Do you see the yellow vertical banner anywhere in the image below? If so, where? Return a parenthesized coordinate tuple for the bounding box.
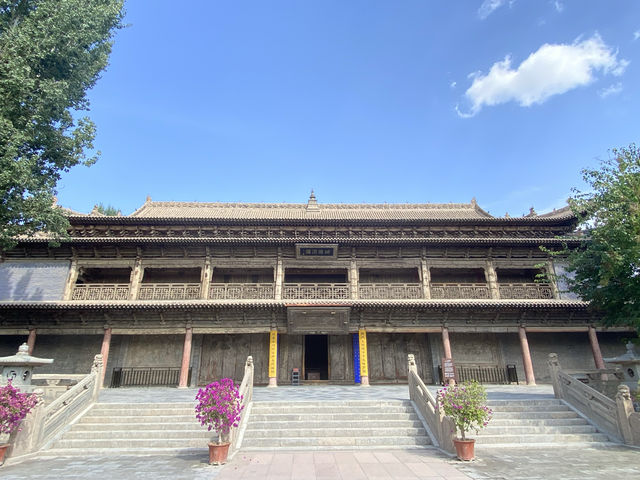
(358, 329, 368, 377)
(268, 330, 278, 378)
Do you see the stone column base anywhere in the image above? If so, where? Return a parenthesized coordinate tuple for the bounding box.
(267, 377, 278, 388)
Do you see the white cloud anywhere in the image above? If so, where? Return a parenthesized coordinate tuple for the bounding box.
(478, 0, 511, 20)
(634, 30, 640, 41)
(457, 34, 629, 117)
(553, 1, 564, 12)
(450, 81, 457, 89)
(598, 82, 623, 98)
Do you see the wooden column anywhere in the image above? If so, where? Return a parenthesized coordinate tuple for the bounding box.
(274, 251, 283, 300)
(268, 330, 278, 387)
(485, 261, 499, 299)
(420, 259, 431, 299)
(547, 261, 560, 299)
(27, 328, 37, 355)
(178, 327, 193, 388)
(358, 329, 370, 387)
(201, 256, 212, 300)
(350, 257, 359, 299)
(100, 327, 112, 387)
(588, 326, 605, 369)
(441, 326, 454, 385)
(519, 326, 536, 385)
(129, 257, 143, 300)
(62, 259, 79, 300)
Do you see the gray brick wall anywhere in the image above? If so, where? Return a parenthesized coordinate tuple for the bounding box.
(0, 260, 70, 301)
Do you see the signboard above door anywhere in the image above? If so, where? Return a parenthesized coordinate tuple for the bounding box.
(295, 244, 339, 260)
(287, 306, 351, 334)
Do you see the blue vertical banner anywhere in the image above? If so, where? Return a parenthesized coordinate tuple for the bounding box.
(353, 333, 361, 384)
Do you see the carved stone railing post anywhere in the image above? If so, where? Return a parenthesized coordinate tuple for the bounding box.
(485, 261, 499, 299)
(91, 354, 104, 400)
(349, 258, 358, 300)
(420, 259, 431, 300)
(615, 385, 635, 445)
(548, 353, 562, 399)
(7, 389, 46, 461)
(274, 254, 283, 301)
(201, 256, 212, 300)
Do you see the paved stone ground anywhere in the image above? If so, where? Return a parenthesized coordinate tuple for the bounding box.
(461, 445, 640, 480)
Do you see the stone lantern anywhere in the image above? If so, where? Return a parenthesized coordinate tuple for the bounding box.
(0, 343, 53, 392)
(604, 342, 640, 392)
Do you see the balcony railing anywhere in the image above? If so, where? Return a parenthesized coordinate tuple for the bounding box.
(430, 283, 491, 299)
(359, 283, 423, 299)
(209, 283, 275, 300)
(499, 283, 554, 299)
(283, 283, 350, 300)
(137, 283, 201, 300)
(71, 284, 130, 301)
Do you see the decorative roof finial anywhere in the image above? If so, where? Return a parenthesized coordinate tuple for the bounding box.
(146, 196, 152, 203)
(307, 189, 319, 212)
(528, 206, 537, 217)
(471, 197, 477, 206)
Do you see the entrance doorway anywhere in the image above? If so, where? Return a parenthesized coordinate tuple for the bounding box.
(304, 335, 328, 380)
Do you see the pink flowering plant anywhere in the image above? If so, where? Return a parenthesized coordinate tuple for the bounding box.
(436, 381, 492, 440)
(195, 378, 244, 444)
(0, 381, 38, 441)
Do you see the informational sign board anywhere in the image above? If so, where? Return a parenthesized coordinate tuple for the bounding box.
(359, 329, 369, 377)
(268, 330, 278, 378)
(442, 357, 457, 384)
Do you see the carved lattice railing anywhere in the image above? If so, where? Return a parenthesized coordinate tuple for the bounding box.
(209, 283, 275, 300)
(71, 284, 130, 301)
(137, 283, 201, 300)
(499, 283, 554, 299)
(430, 283, 490, 299)
(283, 283, 350, 300)
(358, 283, 423, 299)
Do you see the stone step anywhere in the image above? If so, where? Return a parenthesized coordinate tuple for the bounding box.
(40, 447, 208, 457)
(474, 432, 610, 444)
(242, 435, 431, 448)
(250, 405, 415, 414)
(93, 402, 195, 409)
(79, 414, 198, 424)
(486, 405, 571, 413)
(252, 400, 413, 408)
(61, 429, 212, 440)
(485, 399, 563, 407)
(51, 438, 211, 449)
(247, 419, 424, 429)
(488, 418, 588, 427)
(72, 422, 207, 432)
(85, 407, 196, 417)
(244, 427, 427, 438)
(249, 412, 418, 422)
(480, 425, 597, 435)
(490, 411, 579, 419)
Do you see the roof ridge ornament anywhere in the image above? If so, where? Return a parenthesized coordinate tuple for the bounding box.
(307, 190, 320, 212)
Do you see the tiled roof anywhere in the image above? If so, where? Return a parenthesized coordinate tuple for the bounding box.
(129, 200, 493, 221)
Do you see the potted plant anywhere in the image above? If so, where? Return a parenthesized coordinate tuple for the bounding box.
(195, 378, 244, 465)
(436, 380, 492, 461)
(0, 381, 38, 466)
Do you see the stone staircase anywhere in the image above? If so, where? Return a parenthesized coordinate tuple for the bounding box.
(241, 399, 431, 450)
(475, 398, 611, 448)
(41, 402, 211, 456)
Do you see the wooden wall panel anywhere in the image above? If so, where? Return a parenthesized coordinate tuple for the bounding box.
(367, 333, 432, 384)
(329, 335, 354, 383)
(198, 333, 269, 386)
(277, 334, 303, 384)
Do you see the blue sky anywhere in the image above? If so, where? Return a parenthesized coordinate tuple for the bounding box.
(57, 0, 640, 217)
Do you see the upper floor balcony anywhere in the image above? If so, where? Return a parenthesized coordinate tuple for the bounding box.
(67, 265, 557, 301)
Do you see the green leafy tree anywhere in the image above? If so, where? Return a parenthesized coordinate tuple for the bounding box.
(565, 144, 640, 333)
(0, 0, 124, 250)
(95, 203, 120, 216)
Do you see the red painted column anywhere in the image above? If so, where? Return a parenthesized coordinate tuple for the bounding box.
(588, 326, 605, 369)
(100, 327, 112, 387)
(178, 327, 193, 388)
(441, 326, 455, 385)
(519, 326, 536, 385)
(27, 328, 37, 355)
(441, 326, 452, 359)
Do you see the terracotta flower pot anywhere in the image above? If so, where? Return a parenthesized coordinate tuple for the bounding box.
(0, 444, 9, 466)
(453, 438, 475, 461)
(208, 442, 231, 465)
